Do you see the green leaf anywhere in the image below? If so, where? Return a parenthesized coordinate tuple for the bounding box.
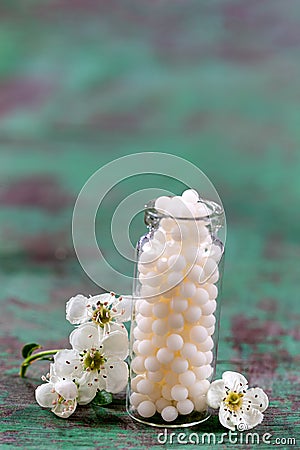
(92, 390, 113, 406)
(21, 343, 41, 359)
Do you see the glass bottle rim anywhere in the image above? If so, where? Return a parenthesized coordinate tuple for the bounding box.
(144, 197, 224, 226)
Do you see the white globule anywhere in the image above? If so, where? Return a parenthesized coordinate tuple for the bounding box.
(153, 302, 169, 318)
(137, 400, 156, 418)
(138, 340, 154, 356)
(161, 405, 179, 422)
(156, 347, 174, 364)
(171, 384, 189, 401)
(130, 189, 222, 423)
(166, 333, 184, 351)
(184, 306, 202, 323)
(176, 399, 194, 415)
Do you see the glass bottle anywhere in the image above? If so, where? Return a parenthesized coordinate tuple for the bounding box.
(127, 191, 225, 427)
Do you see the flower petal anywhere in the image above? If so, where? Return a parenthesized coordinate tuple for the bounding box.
(218, 403, 236, 431)
(244, 387, 269, 412)
(103, 358, 129, 394)
(70, 323, 103, 352)
(113, 295, 132, 323)
(108, 322, 128, 336)
(77, 372, 99, 405)
(66, 294, 89, 324)
(54, 380, 78, 400)
(240, 406, 264, 430)
(52, 399, 77, 418)
(207, 379, 225, 409)
(35, 383, 57, 408)
(53, 349, 82, 378)
(102, 331, 129, 360)
(222, 371, 248, 393)
(90, 293, 115, 308)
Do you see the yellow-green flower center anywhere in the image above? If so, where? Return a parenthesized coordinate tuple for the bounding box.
(92, 304, 111, 327)
(83, 350, 105, 371)
(225, 391, 244, 411)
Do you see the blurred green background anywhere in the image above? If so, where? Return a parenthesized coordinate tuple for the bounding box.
(0, 1, 299, 448)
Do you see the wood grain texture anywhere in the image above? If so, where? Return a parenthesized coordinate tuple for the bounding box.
(0, 0, 299, 448)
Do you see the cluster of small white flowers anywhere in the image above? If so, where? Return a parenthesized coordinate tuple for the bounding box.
(130, 189, 223, 422)
(35, 292, 131, 418)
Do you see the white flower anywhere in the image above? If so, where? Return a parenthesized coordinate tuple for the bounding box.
(66, 292, 131, 334)
(207, 371, 269, 431)
(52, 325, 129, 395)
(35, 378, 78, 418)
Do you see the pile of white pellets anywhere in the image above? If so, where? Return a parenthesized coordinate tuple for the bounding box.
(130, 189, 222, 423)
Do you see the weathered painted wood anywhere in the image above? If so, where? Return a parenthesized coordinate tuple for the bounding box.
(0, 1, 299, 448)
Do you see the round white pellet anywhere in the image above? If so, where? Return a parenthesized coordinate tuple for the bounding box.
(140, 285, 160, 300)
(156, 348, 174, 364)
(201, 300, 217, 315)
(153, 302, 169, 318)
(178, 370, 196, 387)
(189, 379, 210, 397)
(199, 314, 216, 327)
(152, 334, 166, 348)
(180, 282, 196, 298)
(148, 387, 162, 402)
(161, 385, 172, 401)
(131, 375, 144, 391)
(156, 257, 169, 272)
(171, 357, 189, 374)
(176, 398, 194, 415)
(130, 393, 148, 407)
(188, 265, 204, 284)
(156, 397, 172, 413)
(144, 356, 161, 372)
(168, 313, 184, 330)
(161, 405, 178, 422)
(190, 351, 206, 367)
(131, 356, 145, 374)
(192, 288, 210, 306)
(205, 351, 213, 364)
(147, 370, 164, 382)
(137, 400, 156, 418)
(171, 385, 188, 401)
(137, 379, 154, 395)
(171, 297, 188, 312)
(153, 229, 167, 244)
(160, 218, 175, 232)
(194, 365, 213, 380)
(164, 372, 178, 386)
(152, 318, 167, 335)
(138, 262, 151, 275)
(180, 343, 197, 359)
(143, 271, 162, 288)
(133, 327, 150, 340)
(184, 306, 202, 323)
(139, 250, 157, 265)
(167, 254, 186, 271)
(138, 317, 153, 334)
(182, 189, 199, 204)
(204, 284, 218, 299)
(138, 339, 154, 357)
(190, 325, 208, 343)
(166, 334, 184, 351)
(197, 336, 214, 352)
(138, 301, 153, 317)
(155, 196, 171, 213)
(167, 271, 183, 289)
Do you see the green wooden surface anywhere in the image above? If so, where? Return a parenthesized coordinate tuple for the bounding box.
(0, 1, 299, 449)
